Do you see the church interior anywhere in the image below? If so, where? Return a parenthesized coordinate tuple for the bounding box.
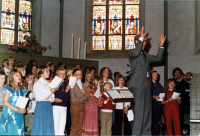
(0, 0, 199, 135)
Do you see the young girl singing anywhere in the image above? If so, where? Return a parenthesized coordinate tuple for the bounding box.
(99, 82, 116, 136)
(0, 69, 29, 135)
(70, 68, 89, 135)
(52, 68, 71, 135)
(113, 74, 131, 135)
(82, 75, 102, 135)
(99, 67, 114, 87)
(31, 65, 57, 135)
(162, 79, 182, 136)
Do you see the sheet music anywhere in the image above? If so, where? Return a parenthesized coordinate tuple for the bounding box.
(49, 76, 64, 89)
(157, 93, 165, 101)
(69, 77, 77, 89)
(15, 96, 29, 108)
(172, 92, 180, 99)
(77, 79, 83, 89)
(94, 86, 100, 98)
(119, 91, 134, 98)
(127, 110, 134, 122)
(106, 90, 122, 99)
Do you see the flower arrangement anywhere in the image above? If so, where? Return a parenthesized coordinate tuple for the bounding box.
(7, 33, 51, 56)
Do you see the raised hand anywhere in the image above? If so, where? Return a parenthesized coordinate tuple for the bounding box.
(140, 26, 148, 38)
(158, 33, 166, 47)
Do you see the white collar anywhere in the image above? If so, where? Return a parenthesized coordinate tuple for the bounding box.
(39, 77, 48, 84)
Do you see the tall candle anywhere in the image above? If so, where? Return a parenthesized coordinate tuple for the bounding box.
(84, 42, 87, 60)
(71, 34, 74, 58)
(77, 38, 80, 59)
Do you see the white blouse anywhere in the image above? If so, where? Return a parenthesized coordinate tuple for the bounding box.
(103, 79, 115, 88)
(3, 67, 10, 76)
(33, 78, 55, 102)
(113, 86, 131, 110)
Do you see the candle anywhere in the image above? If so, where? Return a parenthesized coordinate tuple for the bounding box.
(71, 34, 74, 59)
(77, 38, 80, 59)
(84, 42, 87, 60)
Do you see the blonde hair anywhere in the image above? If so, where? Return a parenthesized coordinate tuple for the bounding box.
(115, 74, 125, 86)
(9, 69, 25, 92)
(38, 65, 50, 77)
(151, 70, 158, 75)
(91, 75, 102, 91)
(102, 82, 112, 93)
(8, 56, 14, 60)
(85, 72, 93, 77)
(15, 64, 26, 72)
(66, 67, 74, 77)
(56, 67, 66, 76)
(25, 73, 34, 81)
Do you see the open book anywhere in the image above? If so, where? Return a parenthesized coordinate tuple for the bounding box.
(48, 76, 64, 89)
(106, 89, 134, 103)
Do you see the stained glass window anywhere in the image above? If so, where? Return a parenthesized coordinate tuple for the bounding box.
(109, 35, 122, 50)
(93, 0, 106, 5)
(1, 0, 32, 45)
(1, 29, 14, 44)
(18, 0, 31, 41)
(18, 31, 30, 43)
(92, 36, 105, 50)
(2, 0, 15, 13)
(1, 13, 15, 29)
(125, 35, 135, 50)
(92, 0, 140, 50)
(109, 0, 123, 5)
(125, 20, 139, 34)
(125, 5, 139, 19)
(125, 0, 140, 4)
(109, 20, 122, 34)
(109, 6, 122, 19)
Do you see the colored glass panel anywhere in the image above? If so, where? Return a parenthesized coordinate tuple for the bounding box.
(125, 19, 139, 34)
(109, 20, 122, 34)
(109, 0, 123, 5)
(109, 6, 122, 19)
(125, 0, 140, 4)
(18, 31, 30, 43)
(92, 36, 105, 50)
(1, 12, 15, 29)
(92, 20, 106, 35)
(108, 35, 122, 50)
(2, 0, 15, 13)
(125, 5, 139, 19)
(18, 15, 31, 31)
(93, 6, 106, 20)
(19, 0, 32, 15)
(125, 35, 135, 50)
(93, 0, 106, 5)
(1, 29, 14, 45)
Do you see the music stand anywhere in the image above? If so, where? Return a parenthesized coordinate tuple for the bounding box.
(106, 89, 134, 136)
